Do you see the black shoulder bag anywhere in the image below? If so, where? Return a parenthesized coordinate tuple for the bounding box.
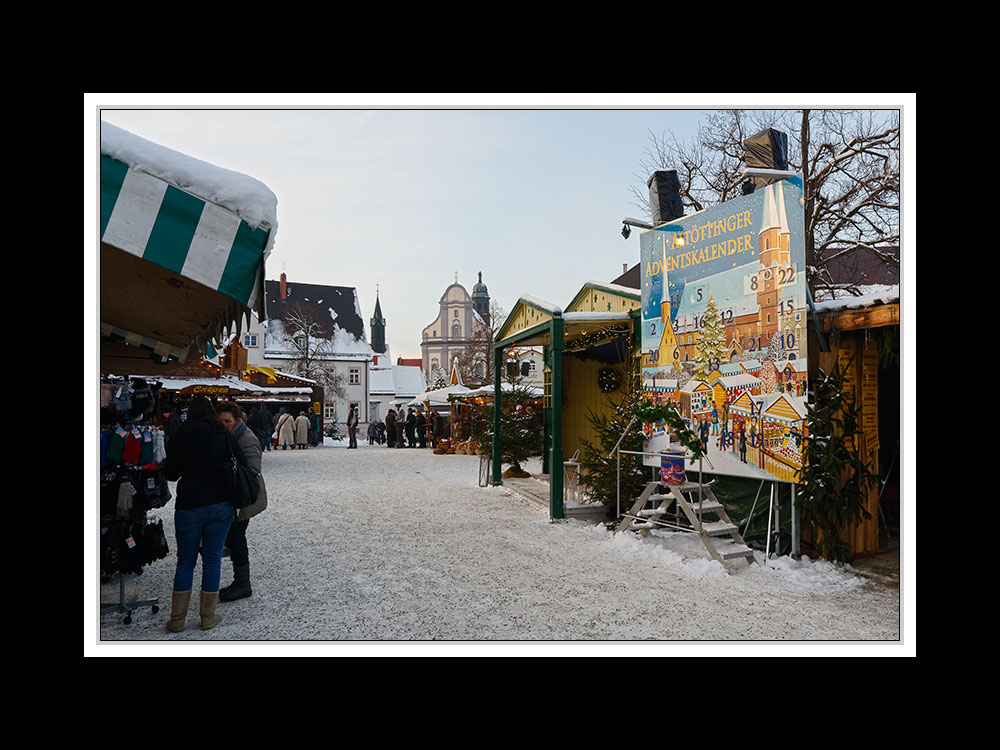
(221, 431, 260, 510)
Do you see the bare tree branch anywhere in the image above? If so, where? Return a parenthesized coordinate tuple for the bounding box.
(633, 108, 900, 295)
(281, 304, 347, 400)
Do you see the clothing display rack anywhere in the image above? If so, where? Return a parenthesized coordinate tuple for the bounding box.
(100, 375, 170, 624)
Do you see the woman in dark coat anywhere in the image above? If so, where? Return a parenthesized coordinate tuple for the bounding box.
(405, 408, 416, 447)
(216, 402, 267, 602)
(416, 410, 427, 448)
(162, 396, 241, 632)
(385, 408, 396, 448)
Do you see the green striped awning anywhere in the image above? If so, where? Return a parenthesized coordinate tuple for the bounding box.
(100, 155, 271, 362)
(101, 155, 268, 311)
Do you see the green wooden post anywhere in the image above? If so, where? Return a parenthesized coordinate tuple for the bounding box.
(541, 344, 550, 476)
(492, 343, 503, 485)
(549, 316, 564, 519)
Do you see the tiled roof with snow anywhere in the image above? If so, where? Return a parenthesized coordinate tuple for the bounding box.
(264, 279, 371, 358)
(392, 365, 427, 397)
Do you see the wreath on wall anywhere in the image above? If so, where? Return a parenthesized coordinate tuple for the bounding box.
(597, 367, 621, 393)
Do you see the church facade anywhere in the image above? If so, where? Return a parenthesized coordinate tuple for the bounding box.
(420, 272, 491, 387)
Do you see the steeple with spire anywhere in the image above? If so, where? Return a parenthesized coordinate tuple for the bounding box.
(370, 287, 386, 354)
(471, 270, 490, 323)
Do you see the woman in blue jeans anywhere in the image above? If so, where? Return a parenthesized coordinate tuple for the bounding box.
(162, 396, 242, 632)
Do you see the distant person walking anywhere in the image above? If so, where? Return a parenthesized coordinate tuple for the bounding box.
(257, 405, 273, 451)
(405, 408, 416, 447)
(385, 408, 396, 448)
(294, 411, 311, 449)
(395, 409, 406, 448)
(274, 409, 295, 450)
(429, 411, 440, 448)
(347, 404, 359, 449)
(416, 410, 427, 448)
(308, 407, 320, 447)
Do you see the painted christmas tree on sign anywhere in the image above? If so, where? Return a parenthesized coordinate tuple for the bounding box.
(639, 178, 808, 483)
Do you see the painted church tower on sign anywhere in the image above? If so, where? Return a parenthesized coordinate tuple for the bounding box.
(757, 180, 792, 347)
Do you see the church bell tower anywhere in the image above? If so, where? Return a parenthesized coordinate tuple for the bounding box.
(472, 271, 490, 323)
(370, 289, 386, 354)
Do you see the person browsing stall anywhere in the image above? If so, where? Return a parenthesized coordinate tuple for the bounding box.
(215, 402, 267, 603)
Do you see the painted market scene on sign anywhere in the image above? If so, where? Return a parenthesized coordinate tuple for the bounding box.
(89, 103, 908, 652)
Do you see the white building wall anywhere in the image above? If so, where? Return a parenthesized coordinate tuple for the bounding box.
(239, 313, 371, 427)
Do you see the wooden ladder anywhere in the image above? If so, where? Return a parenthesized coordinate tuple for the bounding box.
(618, 481, 756, 570)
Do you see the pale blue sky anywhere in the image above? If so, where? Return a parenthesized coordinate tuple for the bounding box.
(92, 95, 909, 361)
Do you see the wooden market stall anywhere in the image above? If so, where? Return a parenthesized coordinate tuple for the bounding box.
(98, 122, 276, 623)
(448, 382, 544, 453)
(804, 290, 900, 558)
(491, 282, 641, 519)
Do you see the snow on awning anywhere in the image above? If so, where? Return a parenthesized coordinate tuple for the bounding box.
(100, 122, 277, 362)
(410, 385, 472, 406)
(153, 375, 268, 396)
(459, 382, 544, 399)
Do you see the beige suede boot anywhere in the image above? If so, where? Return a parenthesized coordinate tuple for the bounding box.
(199, 590, 222, 630)
(165, 590, 192, 633)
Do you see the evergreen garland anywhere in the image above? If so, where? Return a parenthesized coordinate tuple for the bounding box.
(797, 359, 878, 562)
(633, 400, 707, 460)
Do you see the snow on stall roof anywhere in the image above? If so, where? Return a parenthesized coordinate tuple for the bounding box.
(100, 121, 279, 257)
(812, 285, 899, 313)
(460, 382, 544, 398)
(518, 295, 562, 315)
(580, 280, 641, 297)
(716, 373, 762, 386)
(148, 375, 265, 392)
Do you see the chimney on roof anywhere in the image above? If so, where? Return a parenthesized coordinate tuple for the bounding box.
(280, 272, 287, 300)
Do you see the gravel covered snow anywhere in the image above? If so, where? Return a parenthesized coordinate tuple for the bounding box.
(94, 443, 902, 653)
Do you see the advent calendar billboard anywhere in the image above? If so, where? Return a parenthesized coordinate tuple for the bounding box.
(639, 177, 808, 484)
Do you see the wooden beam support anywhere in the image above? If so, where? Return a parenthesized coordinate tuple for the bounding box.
(816, 302, 900, 333)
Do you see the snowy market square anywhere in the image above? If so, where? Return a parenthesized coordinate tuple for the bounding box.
(97, 439, 900, 646)
(89, 100, 911, 655)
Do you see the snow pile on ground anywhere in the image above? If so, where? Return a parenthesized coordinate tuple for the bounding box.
(93, 443, 901, 653)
